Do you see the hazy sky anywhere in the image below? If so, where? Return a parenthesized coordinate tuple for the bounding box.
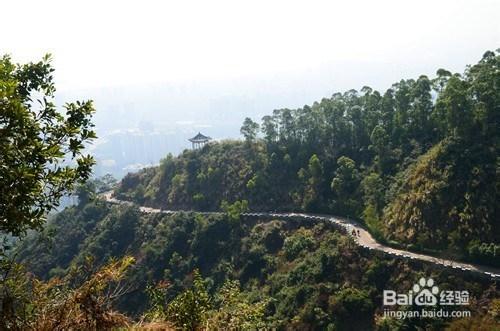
(3, 0, 499, 92)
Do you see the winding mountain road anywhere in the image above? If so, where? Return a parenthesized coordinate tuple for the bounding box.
(102, 192, 500, 280)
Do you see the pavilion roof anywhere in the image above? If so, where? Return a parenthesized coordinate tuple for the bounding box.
(189, 132, 211, 142)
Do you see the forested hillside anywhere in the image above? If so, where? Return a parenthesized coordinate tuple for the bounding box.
(116, 50, 500, 266)
(9, 50, 500, 330)
(16, 199, 500, 330)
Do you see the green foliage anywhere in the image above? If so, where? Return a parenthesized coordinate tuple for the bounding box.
(240, 117, 259, 142)
(4, 48, 500, 329)
(283, 228, 315, 261)
(370, 124, 393, 173)
(144, 281, 170, 321)
(328, 287, 374, 330)
(75, 180, 97, 207)
(74, 175, 117, 207)
(467, 240, 500, 265)
(144, 277, 268, 330)
(207, 280, 268, 329)
(361, 172, 385, 212)
(221, 199, 249, 222)
(28, 204, 106, 269)
(296, 154, 325, 211)
(15, 202, 499, 329)
(166, 269, 211, 330)
(363, 204, 383, 241)
(383, 135, 499, 264)
(0, 54, 96, 238)
(330, 156, 361, 217)
(113, 50, 499, 266)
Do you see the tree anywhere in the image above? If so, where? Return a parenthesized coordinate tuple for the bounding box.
(329, 287, 374, 330)
(74, 175, 116, 207)
(408, 75, 434, 144)
(434, 74, 472, 138)
(220, 199, 249, 222)
(75, 181, 97, 207)
(361, 172, 385, 238)
(331, 156, 361, 216)
(370, 125, 390, 174)
(0, 54, 96, 238)
(433, 68, 452, 93)
(95, 174, 117, 193)
(261, 114, 278, 143)
(240, 117, 259, 142)
(166, 269, 211, 330)
(297, 154, 324, 210)
(207, 280, 268, 329)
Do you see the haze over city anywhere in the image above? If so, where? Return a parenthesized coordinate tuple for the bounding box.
(3, 0, 499, 176)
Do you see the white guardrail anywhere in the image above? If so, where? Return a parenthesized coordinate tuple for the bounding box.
(102, 192, 500, 280)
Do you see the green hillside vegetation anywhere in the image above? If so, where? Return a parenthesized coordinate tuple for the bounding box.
(116, 51, 500, 266)
(4, 51, 500, 330)
(15, 199, 500, 330)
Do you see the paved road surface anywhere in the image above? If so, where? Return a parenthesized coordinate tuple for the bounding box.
(102, 192, 500, 280)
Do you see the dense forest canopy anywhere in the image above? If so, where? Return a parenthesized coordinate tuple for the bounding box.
(15, 200, 500, 330)
(4, 50, 500, 330)
(116, 50, 499, 267)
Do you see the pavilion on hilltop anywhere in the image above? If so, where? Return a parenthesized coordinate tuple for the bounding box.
(189, 132, 211, 149)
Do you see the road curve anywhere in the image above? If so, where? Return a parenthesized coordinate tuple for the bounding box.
(102, 192, 500, 280)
